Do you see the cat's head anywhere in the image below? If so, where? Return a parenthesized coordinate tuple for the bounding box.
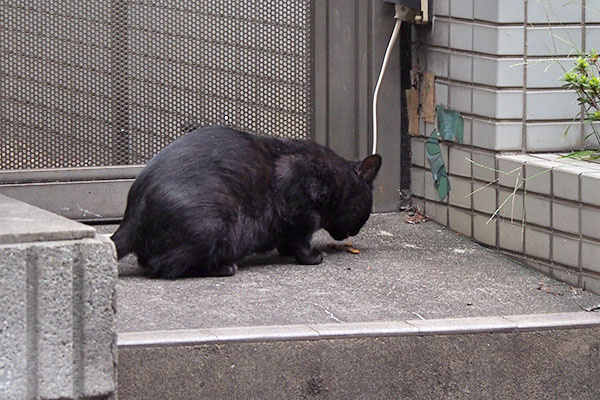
(324, 154, 382, 241)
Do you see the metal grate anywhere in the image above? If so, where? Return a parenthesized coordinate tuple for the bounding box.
(1, 0, 312, 170)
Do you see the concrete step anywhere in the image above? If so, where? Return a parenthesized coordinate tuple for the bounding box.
(96, 213, 600, 399)
(118, 313, 600, 400)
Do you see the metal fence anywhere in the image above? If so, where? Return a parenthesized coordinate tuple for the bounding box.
(1, 1, 312, 170)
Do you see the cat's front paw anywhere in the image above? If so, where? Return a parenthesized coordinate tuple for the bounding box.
(209, 263, 238, 277)
(295, 248, 324, 265)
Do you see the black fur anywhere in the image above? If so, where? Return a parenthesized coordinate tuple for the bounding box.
(111, 126, 382, 278)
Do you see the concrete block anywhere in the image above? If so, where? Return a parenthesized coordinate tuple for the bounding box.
(498, 220, 524, 253)
(450, 21, 473, 51)
(35, 243, 75, 399)
(450, 53, 473, 83)
(527, 27, 582, 57)
(0, 194, 96, 245)
(582, 239, 600, 274)
(553, 234, 580, 268)
(581, 207, 600, 240)
(78, 237, 118, 396)
(448, 176, 472, 209)
(473, 183, 497, 214)
(451, 0, 473, 19)
(472, 151, 496, 183)
(526, 91, 582, 121)
(498, 188, 524, 222)
(411, 138, 426, 168)
(474, 0, 524, 23)
(524, 160, 554, 195)
(524, 194, 551, 228)
(448, 147, 472, 178)
(448, 207, 473, 237)
(411, 168, 426, 198)
(581, 172, 600, 207)
(552, 201, 580, 235)
(472, 119, 522, 151)
(472, 56, 523, 88)
(425, 200, 448, 226)
(0, 246, 27, 399)
(472, 88, 523, 120)
(473, 25, 525, 56)
(527, 0, 582, 23)
(525, 227, 551, 260)
(526, 122, 581, 152)
(473, 214, 497, 246)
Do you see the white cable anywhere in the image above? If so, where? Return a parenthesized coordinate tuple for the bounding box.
(372, 16, 402, 155)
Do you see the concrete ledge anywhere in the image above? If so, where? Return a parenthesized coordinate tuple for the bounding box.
(0, 194, 96, 244)
(0, 195, 117, 400)
(118, 312, 600, 348)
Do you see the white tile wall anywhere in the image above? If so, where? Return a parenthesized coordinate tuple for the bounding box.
(472, 88, 523, 119)
(552, 234, 580, 268)
(450, 53, 473, 83)
(425, 200, 449, 225)
(472, 56, 523, 88)
(473, 25, 525, 56)
(581, 172, 600, 207)
(498, 220, 524, 252)
(450, 21, 474, 51)
(526, 122, 581, 152)
(526, 58, 575, 89)
(581, 207, 600, 240)
(552, 201, 580, 235)
(473, 214, 497, 246)
(473, 183, 497, 214)
(449, 84, 473, 114)
(526, 26, 582, 57)
(524, 194, 551, 228)
(411, 167, 426, 198)
(582, 240, 600, 274)
(448, 146, 472, 178)
(525, 227, 551, 260)
(498, 188, 524, 221)
(411, 138, 426, 167)
(474, 0, 524, 23)
(472, 151, 496, 182)
(449, 207, 473, 236)
(449, 176, 473, 209)
(526, 91, 581, 120)
(527, 0, 582, 24)
(472, 120, 523, 151)
(451, 0, 474, 19)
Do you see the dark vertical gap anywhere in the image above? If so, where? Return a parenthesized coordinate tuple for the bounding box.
(111, 0, 130, 165)
(25, 248, 39, 399)
(399, 22, 412, 210)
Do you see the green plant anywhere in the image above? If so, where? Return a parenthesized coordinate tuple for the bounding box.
(561, 50, 600, 159)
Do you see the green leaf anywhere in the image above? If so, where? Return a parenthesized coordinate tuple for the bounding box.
(559, 150, 600, 160)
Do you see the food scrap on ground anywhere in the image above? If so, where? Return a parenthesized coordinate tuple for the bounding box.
(404, 211, 428, 225)
(327, 242, 361, 254)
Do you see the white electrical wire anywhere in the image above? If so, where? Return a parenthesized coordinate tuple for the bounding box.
(372, 17, 402, 155)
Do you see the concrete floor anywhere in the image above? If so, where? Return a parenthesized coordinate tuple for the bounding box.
(95, 213, 600, 333)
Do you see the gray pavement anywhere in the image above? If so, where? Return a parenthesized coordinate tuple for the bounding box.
(96, 214, 600, 333)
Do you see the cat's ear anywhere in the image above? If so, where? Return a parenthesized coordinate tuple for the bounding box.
(356, 154, 382, 183)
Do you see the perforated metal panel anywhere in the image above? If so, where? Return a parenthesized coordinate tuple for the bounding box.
(1, 1, 312, 170)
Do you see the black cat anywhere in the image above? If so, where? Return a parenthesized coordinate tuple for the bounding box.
(111, 126, 382, 278)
